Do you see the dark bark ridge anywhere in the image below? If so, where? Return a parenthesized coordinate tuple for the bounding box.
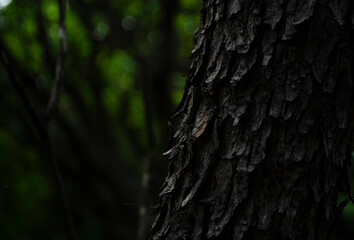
(152, 0, 354, 239)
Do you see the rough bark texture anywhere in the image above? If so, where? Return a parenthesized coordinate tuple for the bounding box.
(151, 0, 354, 239)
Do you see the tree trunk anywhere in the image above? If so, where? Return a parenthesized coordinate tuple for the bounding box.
(151, 0, 354, 239)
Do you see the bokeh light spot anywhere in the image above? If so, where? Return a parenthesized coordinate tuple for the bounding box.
(0, 0, 12, 9)
(93, 22, 110, 41)
(122, 16, 137, 31)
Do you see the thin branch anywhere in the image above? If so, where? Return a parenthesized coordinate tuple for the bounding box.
(0, 43, 78, 240)
(136, 0, 180, 238)
(46, 0, 67, 121)
(1, 0, 77, 238)
(137, 62, 156, 240)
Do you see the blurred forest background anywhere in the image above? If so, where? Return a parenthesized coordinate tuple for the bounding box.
(0, 0, 352, 240)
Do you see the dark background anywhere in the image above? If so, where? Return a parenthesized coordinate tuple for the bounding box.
(0, 0, 352, 239)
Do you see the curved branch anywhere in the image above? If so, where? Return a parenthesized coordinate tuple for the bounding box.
(46, 0, 67, 121)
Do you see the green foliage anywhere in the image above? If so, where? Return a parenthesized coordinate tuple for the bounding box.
(171, 72, 186, 105)
(175, 12, 199, 58)
(0, 0, 202, 239)
(0, 128, 56, 240)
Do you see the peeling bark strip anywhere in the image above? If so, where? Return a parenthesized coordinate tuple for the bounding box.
(152, 0, 354, 239)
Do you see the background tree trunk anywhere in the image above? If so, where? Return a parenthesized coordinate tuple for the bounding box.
(151, 0, 354, 239)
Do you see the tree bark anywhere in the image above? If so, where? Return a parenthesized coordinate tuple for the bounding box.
(151, 0, 354, 239)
